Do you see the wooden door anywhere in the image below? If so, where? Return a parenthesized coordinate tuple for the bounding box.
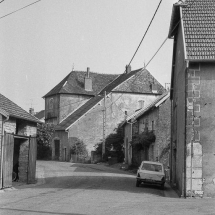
(27, 137, 37, 184)
(2, 132, 14, 188)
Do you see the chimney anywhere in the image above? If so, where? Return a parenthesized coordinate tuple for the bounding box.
(84, 67, 92, 91)
(125, 65, 131, 74)
(29, 107, 34, 115)
(152, 84, 158, 93)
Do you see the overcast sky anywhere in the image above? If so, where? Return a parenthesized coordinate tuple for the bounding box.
(0, 0, 174, 112)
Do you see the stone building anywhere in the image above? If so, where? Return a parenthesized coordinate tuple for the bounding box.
(0, 93, 39, 188)
(122, 93, 170, 168)
(44, 67, 166, 161)
(168, 0, 215, 197)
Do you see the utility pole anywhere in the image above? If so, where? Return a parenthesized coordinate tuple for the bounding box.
(102, 91, 106, 159)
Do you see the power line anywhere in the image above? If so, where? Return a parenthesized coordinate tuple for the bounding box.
(128, 0, 163, 66)
(0, 0, 41, 20)
(106, 0, 197, 111)
(0, 0, 5, 3)
(145, 0, 197, 68)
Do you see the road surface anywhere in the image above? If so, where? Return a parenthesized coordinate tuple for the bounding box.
(0, 161, 214, 215)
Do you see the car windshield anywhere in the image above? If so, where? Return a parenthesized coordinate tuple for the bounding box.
(141, 163, 162, 172)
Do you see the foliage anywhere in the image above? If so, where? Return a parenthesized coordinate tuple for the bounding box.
(36, 123, 55, 159)
(94, 123, 124, 162)
(130, 130, 156, 150)
(70, 138, 88, 156)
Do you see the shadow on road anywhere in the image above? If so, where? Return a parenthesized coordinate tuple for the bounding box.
(28, 163, 168, 198)
(0, 208, 85, 215)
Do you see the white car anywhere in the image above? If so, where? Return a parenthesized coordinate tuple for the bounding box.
(136, 161, 166, 189)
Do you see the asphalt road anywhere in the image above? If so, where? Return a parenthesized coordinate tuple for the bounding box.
(0, 161, 214, 215)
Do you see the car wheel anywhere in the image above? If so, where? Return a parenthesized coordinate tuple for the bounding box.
(136, 180, 140, 187)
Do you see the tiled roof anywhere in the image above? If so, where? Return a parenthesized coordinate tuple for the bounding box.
(55, 68, 165, 131)
(0, 93, 39, 123)
(168, 0, 215, 61)
(34, 110, 45, 120)
(43, 71, 118, 98)
(112, 69, 164, 94)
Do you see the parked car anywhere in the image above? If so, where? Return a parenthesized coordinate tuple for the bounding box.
(136, 161, 166, 189)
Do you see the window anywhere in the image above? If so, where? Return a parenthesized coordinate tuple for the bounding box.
(145, 118, 148, 129)
(141, 163, 162, 172)
(49, 98, 54, 109)
(152, 120, 154, 131)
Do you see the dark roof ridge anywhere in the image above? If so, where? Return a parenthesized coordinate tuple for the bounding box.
(73, 70, 119, 76)
(43, 72, 72, 98)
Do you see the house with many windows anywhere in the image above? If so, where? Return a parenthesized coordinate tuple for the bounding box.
(122, 92, 170, 168)
(168, 0, 215, 197)
(44, 67, 166, 161)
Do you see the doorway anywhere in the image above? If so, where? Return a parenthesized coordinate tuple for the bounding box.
(54, 139, 60, 160)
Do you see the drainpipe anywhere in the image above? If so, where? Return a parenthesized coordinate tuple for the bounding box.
(127, 120, 136, 164)
(0, 115, 9, 189)
(184, 60, 189, 198)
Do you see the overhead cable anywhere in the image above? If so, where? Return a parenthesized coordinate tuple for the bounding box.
(128, 0, 163, 66)
(0, 0, 41, 20)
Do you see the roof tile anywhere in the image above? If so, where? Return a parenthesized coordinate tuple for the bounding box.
(0, 93, 39, 123)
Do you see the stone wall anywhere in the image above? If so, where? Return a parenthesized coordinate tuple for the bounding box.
(130, 97, 171, 168)
(4, 118, 16, 133)
(17, 121, 37, 137)
(68, 92, 159, 154)
(157, 98, 171, 168)
(187, 62, 215, 198)
(18, 139, 29, 182)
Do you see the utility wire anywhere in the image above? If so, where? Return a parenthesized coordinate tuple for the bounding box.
(128, 0, 163, 66)
(0, 0, 5, 3)
(145, 0, 197, 68)
(106, 0, 197, 111)
(0, 0, 41, 20)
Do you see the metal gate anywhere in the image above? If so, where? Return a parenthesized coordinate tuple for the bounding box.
(27, 137, 37, 184)
(1, 132, 14, 188)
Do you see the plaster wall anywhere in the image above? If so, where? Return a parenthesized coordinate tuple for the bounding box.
(171, 22, 186, 196)
(68, 92, 159, 154)
(194, 62, 215, 197)
(124, 123, 132, 165)
(45, 95, 59, 124)
(59, 94, 91, 122)
(52, 131, 69, 161)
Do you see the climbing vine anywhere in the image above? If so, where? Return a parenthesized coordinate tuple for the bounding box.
(130, 130, 156, 150)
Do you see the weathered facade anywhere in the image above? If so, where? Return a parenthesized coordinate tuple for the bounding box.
(0, 94, 39, 189)
(168, 0, 215, 198)
(44, 67, 166, 161)
(123, 93, 170, 168)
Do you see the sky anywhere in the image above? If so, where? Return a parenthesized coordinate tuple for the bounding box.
(0, 0, 175, 112)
